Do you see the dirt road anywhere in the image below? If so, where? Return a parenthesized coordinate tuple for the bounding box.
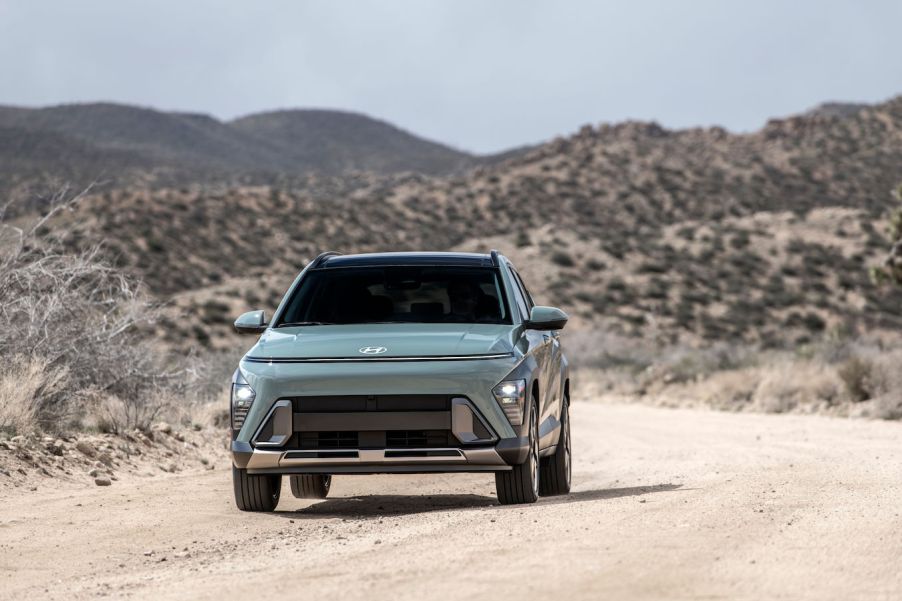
(2, 402, 901, 600)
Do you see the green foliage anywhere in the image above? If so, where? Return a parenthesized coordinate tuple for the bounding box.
(550, 250, 576, 267)
(586, 258, 606, 271)
(890, 183, 902, 232)
(872, 183, 902, 287)
(515, 230, 532, 248)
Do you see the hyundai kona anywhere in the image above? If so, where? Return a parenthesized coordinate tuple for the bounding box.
(229, 251, 571, 510)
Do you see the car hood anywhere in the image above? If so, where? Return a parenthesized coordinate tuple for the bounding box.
(246, 323, 518, 360)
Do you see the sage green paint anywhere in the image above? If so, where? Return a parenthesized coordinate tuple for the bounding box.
(237, 351, 521, 442)
(526, 305, 569, 330)
(234, 310, 267, 334)
(232, 254, 570, 457)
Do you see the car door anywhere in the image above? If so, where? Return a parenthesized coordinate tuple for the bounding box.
(509, 266, 560, 445)
(505, 261, 547, 391)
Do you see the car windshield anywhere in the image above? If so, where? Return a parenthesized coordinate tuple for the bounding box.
(276, 266, 511, 325)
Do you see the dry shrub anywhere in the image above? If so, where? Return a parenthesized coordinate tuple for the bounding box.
(846, 349, 902, 419)
(565, 329, 656, 372)
(749, 361, 842, 413)
(180, 397, 231, 432)
(94, 393, 167, 434)
(571, 367, 638, 400)
(0, 356, 70, 434)
(569, 327, 902, 420)
(837, 357, 874, 402)
(871, 184, 902, 287)
(689, 368, 758, 410)
(566, 328, 755, 396)
(638, 343, 752, 389)
(630, 360, 842, 414)
(82, 347, 239, 433)
(0, 187, 179, 433)
(161, 349, 241, 430)
(863, 349, 902, 396)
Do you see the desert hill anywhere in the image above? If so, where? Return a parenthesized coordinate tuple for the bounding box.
(229, 109, 479, 175)
(0, 102, 495, 201)
(31, 94, 902, 350)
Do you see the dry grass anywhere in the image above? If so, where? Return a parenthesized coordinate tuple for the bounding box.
(0, 188, 235, 436)
(570, 328, 902, 420)
(871, 184, 902, 287)
(746, 361, 842, 413)
(0, 356, 69, 434)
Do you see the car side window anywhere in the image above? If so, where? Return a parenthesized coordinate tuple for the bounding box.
(506, 265, 530, 320)
(512, 269, 536, 310)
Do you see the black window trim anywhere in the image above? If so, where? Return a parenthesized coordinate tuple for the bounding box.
(274, 264, 514, 327)
(510, 267, 536, 311)
(503, 261, 530, 321)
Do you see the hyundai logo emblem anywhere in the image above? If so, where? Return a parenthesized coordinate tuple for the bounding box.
(358, 346, 388, 355)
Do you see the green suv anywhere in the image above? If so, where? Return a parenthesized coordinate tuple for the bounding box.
(230, 251, 571, 510)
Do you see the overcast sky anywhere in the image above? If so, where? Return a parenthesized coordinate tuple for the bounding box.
(1, 0, 900, 153)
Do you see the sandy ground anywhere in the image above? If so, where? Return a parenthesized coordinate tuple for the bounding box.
(1, 402, 901, 601)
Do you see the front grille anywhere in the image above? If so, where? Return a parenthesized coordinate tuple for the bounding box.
(384, 449, 461, 458)
(285, 450, 358, 459)
(299, 431, 359, 449)
(386, 430, 451, 448)
(297, 430, 452, 449)
(278, 395, 472, 451)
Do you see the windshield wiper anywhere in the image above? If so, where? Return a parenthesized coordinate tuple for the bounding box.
(276, 321, 334, 327)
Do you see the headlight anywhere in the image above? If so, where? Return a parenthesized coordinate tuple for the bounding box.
(492, 379, 526, 426)
(230, 370, 256, 431)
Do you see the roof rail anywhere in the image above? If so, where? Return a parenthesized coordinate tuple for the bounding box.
(309, 251, 342, 269)
(489, 249, 500, 267)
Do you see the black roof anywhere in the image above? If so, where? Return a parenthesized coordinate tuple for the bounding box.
(316, 251, 497, 269)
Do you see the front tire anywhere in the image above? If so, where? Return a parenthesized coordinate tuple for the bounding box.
(232, 466, 281, 512)
(290, 474, 332, 499)
(540, 396, 571, 496)
(495, 399, 540, 505)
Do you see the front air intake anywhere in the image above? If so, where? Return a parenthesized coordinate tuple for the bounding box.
(252, 400, 293, 447)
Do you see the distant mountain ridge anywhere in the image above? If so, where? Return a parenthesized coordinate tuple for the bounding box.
(0, 102, 508, 199)
(229, 109, 477, 174)
(803, 102, 869, 119)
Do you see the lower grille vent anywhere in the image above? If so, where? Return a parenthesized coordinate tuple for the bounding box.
(300, 431, 359, 449)
(386, 430, 450, 448)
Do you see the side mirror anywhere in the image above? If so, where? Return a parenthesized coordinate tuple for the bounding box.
(524, 306, 568, 331)
(234, 310, 268, 335)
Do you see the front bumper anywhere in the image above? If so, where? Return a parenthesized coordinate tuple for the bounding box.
(231, 354, 535, 473)
(235, 355, 524, 443)
(231, 440, 516, 474)
(230, 394, 530, 474)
